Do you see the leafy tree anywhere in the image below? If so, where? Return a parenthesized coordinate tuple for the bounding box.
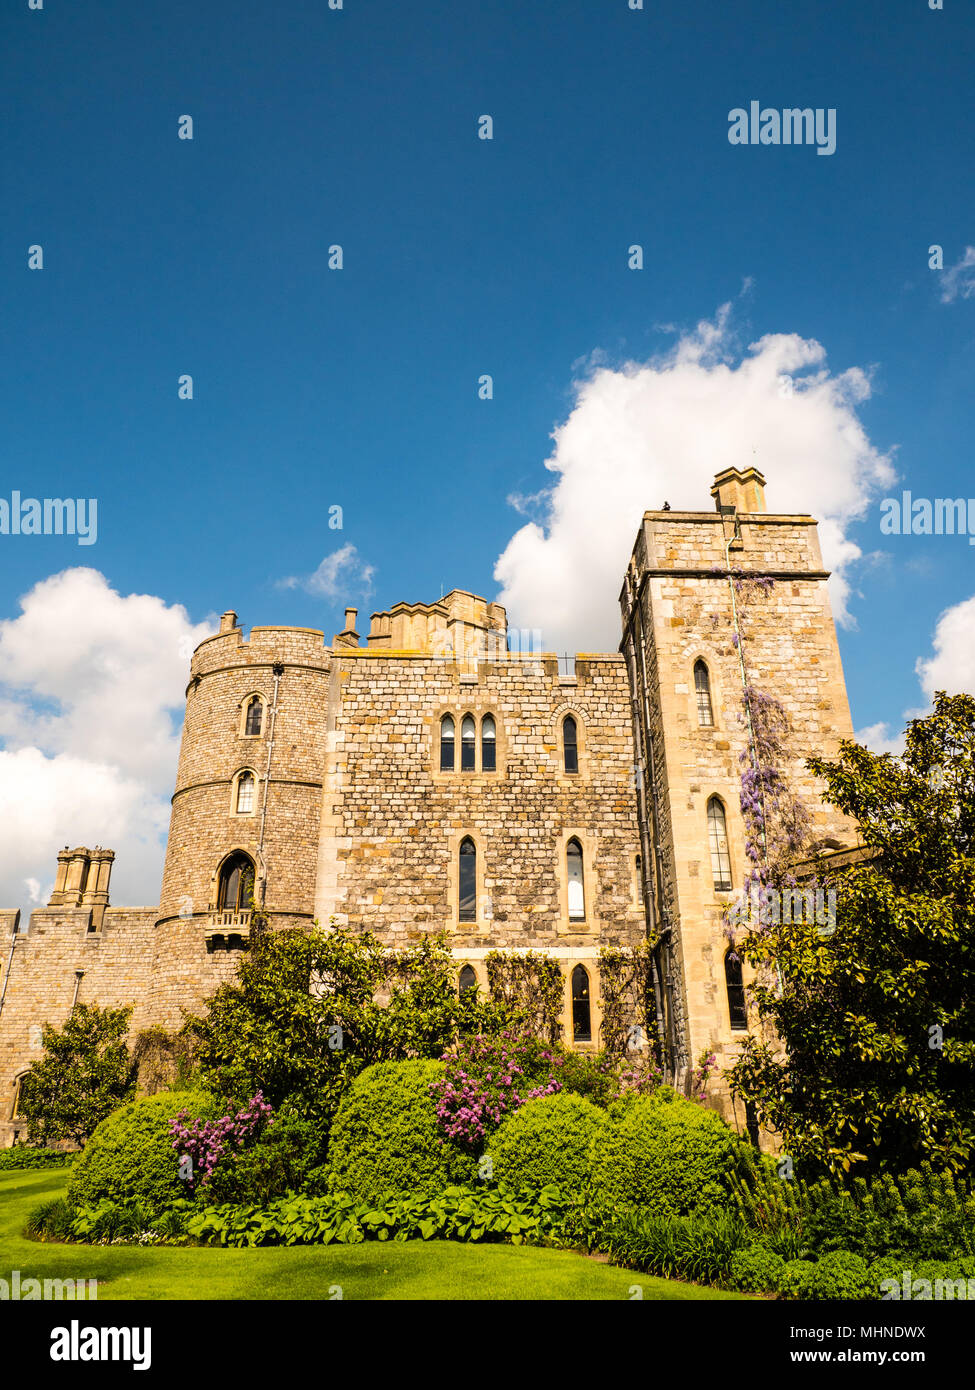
(186, 924, 510, 1129)
(18, 1003, 136, 1147)
(728, 691, 975, 1178)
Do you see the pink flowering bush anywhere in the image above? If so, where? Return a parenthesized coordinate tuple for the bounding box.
(430, 1030, 565, 1148)
(615, 1050, 664, 1099)
(169, 1091, 273, 1193)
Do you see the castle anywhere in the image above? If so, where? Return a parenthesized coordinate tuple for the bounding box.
(0, 468, 857, 1144)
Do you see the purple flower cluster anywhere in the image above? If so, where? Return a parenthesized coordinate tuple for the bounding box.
(169, 1091, 273, 1191)
(690, 1050, 718, 1103)
(430, 1030, 563, 1147)
(615, 1052, 663, 1097)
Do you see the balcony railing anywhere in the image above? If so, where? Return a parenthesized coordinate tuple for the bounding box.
(205, 909, 252, 951)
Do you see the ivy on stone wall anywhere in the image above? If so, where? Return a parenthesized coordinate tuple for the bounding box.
(131, 1025, 198, 1095)
(597, 944, 657, 1058)
(485, 951, 564, 1045)
(724, 572, 813, 960)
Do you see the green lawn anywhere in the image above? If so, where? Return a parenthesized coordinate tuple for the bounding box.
(0, 1168, 750, 1301)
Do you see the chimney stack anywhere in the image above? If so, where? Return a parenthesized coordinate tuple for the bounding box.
(711, 467, 766, 515)
(333, 607, 360, 650)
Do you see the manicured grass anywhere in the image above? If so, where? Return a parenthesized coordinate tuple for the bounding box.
(0, 1168, 750, 1301)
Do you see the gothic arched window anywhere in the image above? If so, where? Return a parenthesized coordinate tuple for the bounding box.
(571, 965, 591, 1042)
(707, 797, 733, 892)
(694, 660, 714, 727)
(563, 716, 579, 774)
(217, 852, 256, 913)
(481, 715, 496, 772)
(244, 696, 264, 737)
(459, 838, 476, 922)
(461, 715, 476, 772)
(725, 950, 748, 1030)
(235, 771, 255, 814)
(440, 715, 455, 771)
(458, 964, 477, 996)
(567, 838, 586, 921)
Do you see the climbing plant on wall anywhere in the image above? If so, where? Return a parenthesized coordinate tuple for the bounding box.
(485, 950, 564, 1044)
(597, 944, 657, 1058)
(723, 572, 813, 956)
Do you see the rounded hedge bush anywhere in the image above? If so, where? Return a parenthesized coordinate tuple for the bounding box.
(68, 1090, 219, 1211)
(726, 1244, 786, 1293)
(327, 1060, 471, 1204)
(589, 1090, 741, 1216)
(486, 1092, 607, 1193)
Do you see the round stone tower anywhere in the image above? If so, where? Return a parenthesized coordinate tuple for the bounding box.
(152, 611, 333, 1023)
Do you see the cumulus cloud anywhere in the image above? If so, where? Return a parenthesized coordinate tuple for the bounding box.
(855, 721, 906, 757)
(0, 569, 215, 914)
(939, 247, 975, 304)
(915, 593, 975, 702)
(278, 544, 375, 601)
(493, 304, 896, 651)
(852, 595, 975, 757)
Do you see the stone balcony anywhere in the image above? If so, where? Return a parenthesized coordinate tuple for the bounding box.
(204, 910, 252, 952)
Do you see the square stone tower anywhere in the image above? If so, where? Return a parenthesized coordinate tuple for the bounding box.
(619, 468, 856, 1105)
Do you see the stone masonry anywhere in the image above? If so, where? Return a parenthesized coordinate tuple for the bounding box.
(0, 468, 860, 1142)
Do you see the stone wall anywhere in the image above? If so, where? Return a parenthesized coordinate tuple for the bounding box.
(0, 474, 865, 1139)
(152, 619, 333, 1025)
(320, 648, 645, 1042)
(0, 906, 157, 1145)
(624, 492, 857, 1119)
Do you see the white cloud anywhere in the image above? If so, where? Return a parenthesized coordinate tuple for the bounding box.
(855, 721, 906, 756)
(0, 569, 215, 914)
(278, 544, 375, 601)
(915, 593, 975, 701)
(855, 593, 975, 754)
(939, 247, 975, 304)
(493, 304, 896, 652)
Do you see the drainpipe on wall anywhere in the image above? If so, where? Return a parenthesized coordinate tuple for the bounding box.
(622, 577, 679, 1080)
(71, 970, 84, 1009)
(632, 593, 683, 1079)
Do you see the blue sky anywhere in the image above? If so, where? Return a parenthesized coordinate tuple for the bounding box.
(1, 0, 974, 905)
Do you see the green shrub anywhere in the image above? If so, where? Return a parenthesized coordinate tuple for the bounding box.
(556, 1051, 617, 1108)
(781, 1251, 872, 1300)
(870, 1258, 975, 1299)
(486, 1093, 606, 1193)
(727, 1244, 786, 1293)
(810, 1251, 872, 1299)
(731, 1152, 975, 1265)
(0, 1146, 76, 1170)
(779, 1259, 818, 1299)
(203, 1109, 328, 1204)
(68, 1090, 218, 1212)
(328, 1060, 471, 1204)
(589, 1091, 742, 1216)
(869, 1255, 907, 1297)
